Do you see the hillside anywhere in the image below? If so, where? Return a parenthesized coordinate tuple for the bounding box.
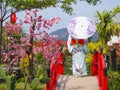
(50, 28, 69, 40)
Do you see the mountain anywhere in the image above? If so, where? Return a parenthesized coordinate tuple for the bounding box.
(50, 28, 98, 42)
(50, 28, 69, 40)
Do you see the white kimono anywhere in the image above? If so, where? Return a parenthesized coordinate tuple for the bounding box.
(67, 35, 88, 76)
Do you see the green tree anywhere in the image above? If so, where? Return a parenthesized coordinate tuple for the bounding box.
(7, 0, 101, 14)
(95, 6, 120, 45)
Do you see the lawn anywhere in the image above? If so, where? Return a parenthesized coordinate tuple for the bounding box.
(0, 83, 46, 90)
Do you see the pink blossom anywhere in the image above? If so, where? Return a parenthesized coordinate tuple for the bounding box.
(30, 27, 34, 34)
(33, 47, 41, 54)
(20, 37, 28, 42)
(19, 19, 23, 25)
(41, 33, 61, 63)
(4, 22, 21, 35)
(32, 9, 38, 17)
(36, 23, 41, 30)
(3, 9, 61, 67)
(37, 16, 42, 22)
(20, 49, 26, 58)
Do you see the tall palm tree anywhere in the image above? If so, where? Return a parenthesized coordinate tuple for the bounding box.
(95, 6, 120, 45)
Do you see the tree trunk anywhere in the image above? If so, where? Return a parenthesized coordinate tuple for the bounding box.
(28, 21, 36, 83)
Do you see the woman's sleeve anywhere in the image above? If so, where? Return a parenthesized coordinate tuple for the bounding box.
(67, 35, 73, 53)
(83, 39, 89, 53)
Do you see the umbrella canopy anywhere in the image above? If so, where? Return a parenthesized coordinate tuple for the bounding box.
(67, 16, 97, 39)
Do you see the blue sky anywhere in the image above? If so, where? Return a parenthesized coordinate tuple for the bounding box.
(17, 0, 120, 33)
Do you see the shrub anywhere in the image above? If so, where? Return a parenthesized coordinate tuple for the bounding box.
(108, 70, 120, 90)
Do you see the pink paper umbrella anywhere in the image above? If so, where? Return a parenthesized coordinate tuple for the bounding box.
(67, 16, 97, 39)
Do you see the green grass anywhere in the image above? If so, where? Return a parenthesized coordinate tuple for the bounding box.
(0, 83, 46, 90)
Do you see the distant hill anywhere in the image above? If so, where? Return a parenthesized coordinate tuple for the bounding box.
(50, 28, 69, 40)
(50, 28, 98, 42)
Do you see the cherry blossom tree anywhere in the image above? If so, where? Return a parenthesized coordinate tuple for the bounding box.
(2, 9, 61, 82)
(22, 9, 61, 81)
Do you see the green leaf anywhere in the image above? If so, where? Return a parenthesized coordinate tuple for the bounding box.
(39, 74, 44, 80)
(31, 78, 39, 90)
(24, 77, 28, 90)
(7, 0, 101, 15)
(40, 77, 50, 83)
(36, 65, 41, 78)
(0, 67, 6, 79)
(6, 76, 12, 90)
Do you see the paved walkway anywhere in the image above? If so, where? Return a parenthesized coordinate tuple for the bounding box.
(56, 75, 99, 90)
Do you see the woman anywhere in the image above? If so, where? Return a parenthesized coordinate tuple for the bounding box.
(67, 35, 88, 77)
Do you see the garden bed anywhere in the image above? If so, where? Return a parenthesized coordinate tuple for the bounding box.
(0, 83, 46, 90)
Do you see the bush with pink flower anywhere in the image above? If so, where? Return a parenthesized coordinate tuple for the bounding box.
(1, 9, 61, 87)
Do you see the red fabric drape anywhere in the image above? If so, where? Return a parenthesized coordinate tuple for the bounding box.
(51, 62, 57, 90)
(91, 51, 108, 90)
(103, 76, 108, 90)
(57, 53, 64, 76)
(91, 51, 98, 76)
(46, 52, 64, 90)
(46, 62, 57, 90)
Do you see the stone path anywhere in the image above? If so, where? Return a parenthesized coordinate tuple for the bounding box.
(56, 75, 99, 90)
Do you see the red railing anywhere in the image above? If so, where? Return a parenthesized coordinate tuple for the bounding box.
(46, 50, 108, 90)
(46, 53, 64, 90)
(91, 51, 108, 90)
